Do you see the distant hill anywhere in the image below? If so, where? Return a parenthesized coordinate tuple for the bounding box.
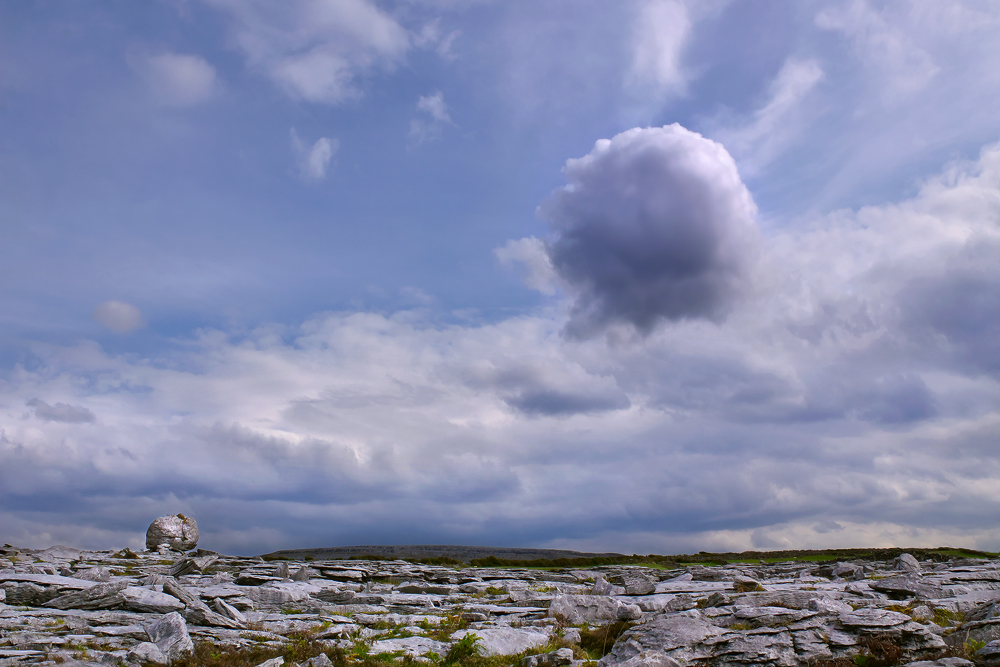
(259, 544, 626, 563)
(258, 544, 998, 566)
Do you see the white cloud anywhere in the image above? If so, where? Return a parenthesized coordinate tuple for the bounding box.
(291, 129, 338, 181)
(627, 0, 692, 100)
(91, 300, 143, 333)
(816, 0, 939, 102)
(139, 53, 217, 107)
(203, 0, 409, 104)
(7, 135, 1000, 555)
(494, 237, 560, 296)
(409, 91, 452, 145)
(412, 19, 461, 60)
(711, 58, 824, 176)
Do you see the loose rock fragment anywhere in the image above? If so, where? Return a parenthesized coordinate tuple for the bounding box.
(145, 611, 194, 661)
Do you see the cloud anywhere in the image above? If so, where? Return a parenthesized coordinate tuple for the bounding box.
(409, 91, 452, 145)
(6, 135, 1000, 556)
(711, 58, 825, 176)
(291, 129, 338, 181)
(816, 0, 939, 102)
(26, 399, 96, 424)
(91, 300, 143, 333)
(137, 53, 217, 107)
(412, 19, 460, 60)
(203, 0, 409, 104)
(627, 0, 692, 101)
(494, 237, 560, 296)
(538, 124, 759, 337)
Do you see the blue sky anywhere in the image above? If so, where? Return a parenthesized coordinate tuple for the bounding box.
(3, 0, 1000, 555)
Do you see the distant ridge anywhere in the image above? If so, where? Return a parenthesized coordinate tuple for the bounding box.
(259, 544, 626, 563)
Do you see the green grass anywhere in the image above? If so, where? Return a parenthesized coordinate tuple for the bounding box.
(167, 631, 588, 667)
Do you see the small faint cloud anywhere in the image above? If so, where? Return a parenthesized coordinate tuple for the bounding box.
(400, 286, 434, 305)
(291, 128, 339, 181)
(409, 91, 453, 146)
(27, 399, 96, 424)
(204, 0, 408, 105)
(627, 0, 692, 101)
(135, 53, 217, 107)
(413, 19, 461, 60)
(494, 237, 560, 296)
(816, 0, 939, 102)
(92, 300, 144, 333)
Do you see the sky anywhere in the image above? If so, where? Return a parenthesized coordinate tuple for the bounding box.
(2, 0, 1000, 556)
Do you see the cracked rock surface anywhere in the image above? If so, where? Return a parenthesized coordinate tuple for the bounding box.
(2, 543, 999, 666)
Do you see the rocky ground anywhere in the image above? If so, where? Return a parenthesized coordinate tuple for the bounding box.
(3, 544, 1000, 667)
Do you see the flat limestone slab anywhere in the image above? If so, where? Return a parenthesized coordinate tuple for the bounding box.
(0, 573, 98, 589)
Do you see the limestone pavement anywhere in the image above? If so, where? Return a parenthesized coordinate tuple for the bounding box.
(3, 543, 1000, 667)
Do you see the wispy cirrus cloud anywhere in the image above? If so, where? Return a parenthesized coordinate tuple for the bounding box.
(203, 0, 409, 104)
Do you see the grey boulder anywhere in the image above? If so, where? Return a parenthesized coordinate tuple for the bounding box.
(146, 514, 199, 552)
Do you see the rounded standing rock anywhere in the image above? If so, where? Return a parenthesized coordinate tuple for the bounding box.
(145, 514, 199, 552)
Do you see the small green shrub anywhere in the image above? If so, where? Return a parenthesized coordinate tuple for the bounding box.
(445, 633, 481, 664)
(578, 621, 635, 659)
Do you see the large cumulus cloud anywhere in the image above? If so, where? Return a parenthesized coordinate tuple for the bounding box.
(540, 125, 759, 337)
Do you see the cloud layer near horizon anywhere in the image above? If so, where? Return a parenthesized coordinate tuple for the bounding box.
(3, 128, 1000, 555)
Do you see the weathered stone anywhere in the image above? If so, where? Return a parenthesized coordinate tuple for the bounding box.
(870, 575, 942, 600)
(43, 581, 128, 610)
(610, 572, 656, 596)
(832, 562, 864, 580)
(894, 553, 922, 572)
(121, 587, 186, 614)
(168, 555, 217, 577)
(732, 576, 765, 593)
(600, 613, 724, 666)
(839, 607, 911, 628)
(808, 597, 853, 614)
(74, 567, 111, 582)
(548, 594, 641, 624)
(370, 636, 449, 656)
(519, 647, 574, 667)
(591, 577, 614, 595)
(127, 641, 169, 665)
(604, 651, 682, 667)
(213, 597, 248, 624)
(1, 581, 60, 606)
(451, 627, 552, 656)
(145, 611, 194, 661)
(303, 654, 335, 667)
(146, 514, 199, 552)
(314, 588, 356, 604)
